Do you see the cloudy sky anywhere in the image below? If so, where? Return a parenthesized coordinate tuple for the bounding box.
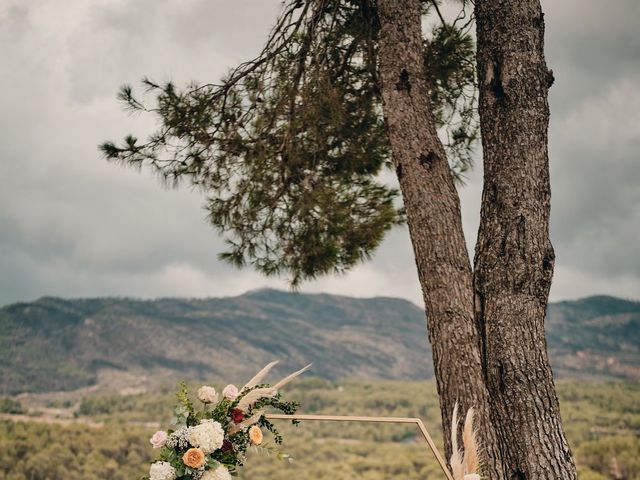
(1, 0, 638, 307)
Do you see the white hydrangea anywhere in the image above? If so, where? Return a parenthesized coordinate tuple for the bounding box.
(188, 419, 224, 454)
(149, 461, 177, 480)
(201, 465, 232, 480)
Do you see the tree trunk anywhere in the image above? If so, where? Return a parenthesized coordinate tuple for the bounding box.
(376, 1, 503, 477)
(474, 0, 578, 478)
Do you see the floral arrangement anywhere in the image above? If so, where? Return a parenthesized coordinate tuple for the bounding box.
(144, 361, 310, 480)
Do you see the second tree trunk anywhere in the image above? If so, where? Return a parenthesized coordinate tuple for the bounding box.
(474, 0, 578, 478)
(376, 1, 503, 478)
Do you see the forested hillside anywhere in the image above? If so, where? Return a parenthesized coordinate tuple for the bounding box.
(1, 290, 638, 394)
(0, 380, 638, 480)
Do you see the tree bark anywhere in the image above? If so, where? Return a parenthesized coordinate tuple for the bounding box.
(474, 0, 578, 478)
(376, 1, 503, 477)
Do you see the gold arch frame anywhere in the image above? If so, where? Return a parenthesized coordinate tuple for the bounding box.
(266, 414, 454, 480)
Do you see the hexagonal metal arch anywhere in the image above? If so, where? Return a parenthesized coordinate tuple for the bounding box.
(265, 414, 454, 480)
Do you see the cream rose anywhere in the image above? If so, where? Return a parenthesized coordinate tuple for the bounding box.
(197, 385, 219, 404)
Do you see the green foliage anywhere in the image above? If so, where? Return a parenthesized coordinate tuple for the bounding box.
(77, 394, 170, 419)
(100, 0, 477, 285)
(175, 381, 195, 424)
(579, 436, 640, 480)
(423, 22, 477, 172)
(0, 397, 24, 414)
(557, 381, 640, 480)
(0, 420, 154, 480)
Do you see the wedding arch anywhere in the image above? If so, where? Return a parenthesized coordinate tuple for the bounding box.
(266, 413, 454, 480)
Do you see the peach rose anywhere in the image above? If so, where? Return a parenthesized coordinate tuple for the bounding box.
(183, 448, 206, 468)
(249, 425, 263, 445)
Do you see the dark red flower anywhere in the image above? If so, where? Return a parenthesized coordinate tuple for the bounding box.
(221, 439, 234, 453)
(231, 408, 245, 423)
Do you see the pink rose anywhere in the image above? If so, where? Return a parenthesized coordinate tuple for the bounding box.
(222, 384, 239, 401)
(150, 430, 168, 449)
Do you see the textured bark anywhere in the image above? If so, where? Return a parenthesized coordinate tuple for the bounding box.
(474, 0, 578, 478)
(376, 1, 503, 477)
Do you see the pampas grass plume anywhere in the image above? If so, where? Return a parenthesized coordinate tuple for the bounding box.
(463, 407, 480, 474)
(242, 361, 279, 391)
(450, 403, 465, 480)
(450, 403, 481, 480)
(272, 363, 312, 390)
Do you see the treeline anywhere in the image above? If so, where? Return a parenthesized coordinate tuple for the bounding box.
(0, 397, 24, 414)
(0, 380, 638, 479)
(0, 421, 152, 480)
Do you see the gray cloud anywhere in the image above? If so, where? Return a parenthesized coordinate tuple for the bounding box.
(543, 0, 640, 299)
(0, 0, 638, 307)
(551, 80, 640, 276)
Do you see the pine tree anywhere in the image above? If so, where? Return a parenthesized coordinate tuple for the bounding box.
(101, 1, 577, 477)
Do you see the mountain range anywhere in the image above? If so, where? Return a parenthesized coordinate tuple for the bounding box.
(1, 289, 638, 395)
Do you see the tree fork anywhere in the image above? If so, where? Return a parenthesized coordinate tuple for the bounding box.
(376, 1, 503, 477)
(474, 0, 577, 478)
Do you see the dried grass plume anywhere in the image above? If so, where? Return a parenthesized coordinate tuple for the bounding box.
(450, 403, 465, 480)
(463, 407, 479, 475)
(242, 360, 279, 391)
(236, 362, 312, 411)
(450, 402, 481, 480)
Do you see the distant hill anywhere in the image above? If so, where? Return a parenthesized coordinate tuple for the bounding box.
(0, 290, 638, 394)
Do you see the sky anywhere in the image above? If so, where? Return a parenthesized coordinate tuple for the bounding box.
(0, 0, 638, 307)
